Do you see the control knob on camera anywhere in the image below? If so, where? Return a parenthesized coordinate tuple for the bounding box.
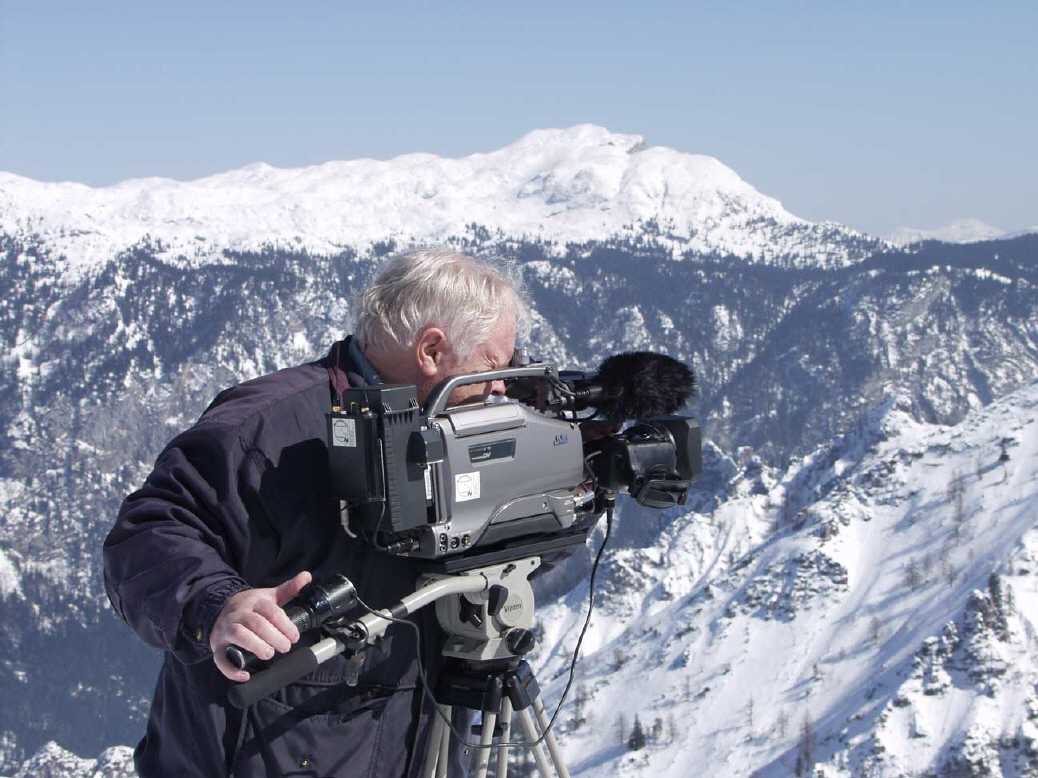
(506, 628, 536, 655)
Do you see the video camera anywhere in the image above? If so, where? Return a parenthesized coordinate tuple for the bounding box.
(227, 350, 701, 690)
(327, 351, 701, 571)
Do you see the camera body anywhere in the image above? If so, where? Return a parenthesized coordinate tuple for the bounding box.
(328, 360, 701, 565)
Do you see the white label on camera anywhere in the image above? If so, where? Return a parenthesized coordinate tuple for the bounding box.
(424, 468, 433, 501)
(455, 472, 481, 502)
(331, 417, 356, 447)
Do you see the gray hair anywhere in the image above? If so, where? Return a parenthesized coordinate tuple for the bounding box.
(355, 248, 529, 359)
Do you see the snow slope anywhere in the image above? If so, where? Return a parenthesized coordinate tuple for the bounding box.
(529, 382, 1038, 777)
(0, 125, 875, 274)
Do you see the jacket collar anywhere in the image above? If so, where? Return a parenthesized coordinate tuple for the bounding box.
(323, 336, 382, 405)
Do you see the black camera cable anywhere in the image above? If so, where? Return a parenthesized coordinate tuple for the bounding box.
(351, 502, 615, 754)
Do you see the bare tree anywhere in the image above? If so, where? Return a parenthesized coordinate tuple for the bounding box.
(779, 491, 799, 531)
(949, 470, 966, 531)
(921, 551, 936, 576)
(904, 558, 923, 590)
(869, 615, 883, 643)
(612, 648, 628, 671)
(571, 684, 589, 730)
(616, 713, 627, 746)
(651, 716, 664, 743)
(795, 716, 815, 776)
(508, 746, 536, 777)
(666, 712, 678, 745)
(775, 709, 789, 740)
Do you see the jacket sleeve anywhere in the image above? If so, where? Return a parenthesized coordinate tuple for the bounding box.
(103, 423, 254, 664)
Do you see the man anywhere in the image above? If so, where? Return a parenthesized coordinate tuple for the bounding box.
(103, 248, 525, 777)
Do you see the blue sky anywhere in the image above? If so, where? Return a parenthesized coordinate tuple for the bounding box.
(1, 1, 1035, 235)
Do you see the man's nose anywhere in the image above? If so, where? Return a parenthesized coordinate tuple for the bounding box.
(489, 379, 506, 396)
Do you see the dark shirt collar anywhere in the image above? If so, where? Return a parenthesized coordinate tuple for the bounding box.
(345, 335, 382, 385)
(322, 336, 382, 404)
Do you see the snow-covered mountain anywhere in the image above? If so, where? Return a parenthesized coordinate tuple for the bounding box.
(888, 219, 1008, 246)
(2, 129, 1038, 776)
(530, 381, 1038, 777)
(0, 125, 879, 271)
(2, 230, 1037, 771)
(2, 744, 134, 778)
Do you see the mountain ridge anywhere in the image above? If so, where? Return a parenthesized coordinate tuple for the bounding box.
(0, 125, 879, 274)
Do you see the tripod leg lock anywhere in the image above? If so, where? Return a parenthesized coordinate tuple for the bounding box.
(503, 662, 540, 712)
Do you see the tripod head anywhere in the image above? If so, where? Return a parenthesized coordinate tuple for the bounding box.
(433, 557, 540, 663)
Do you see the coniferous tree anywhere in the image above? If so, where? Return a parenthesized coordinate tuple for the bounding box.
(628, 715, 647, 751)
(987, 573, 1010, 640)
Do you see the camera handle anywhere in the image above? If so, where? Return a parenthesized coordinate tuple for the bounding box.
(227, 573, 488, 709)
(225, 574, 359, 673)
(423, 365, 557, 417)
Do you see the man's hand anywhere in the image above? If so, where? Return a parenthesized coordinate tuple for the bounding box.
(210, 570, 312, 682)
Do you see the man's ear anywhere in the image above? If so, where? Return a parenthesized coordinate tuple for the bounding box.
(415, 326, 450, 379)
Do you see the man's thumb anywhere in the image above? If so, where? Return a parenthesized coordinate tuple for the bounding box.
(274, 570, 312, 606)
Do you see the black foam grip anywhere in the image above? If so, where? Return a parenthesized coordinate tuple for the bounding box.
(227, 647, 319, 709)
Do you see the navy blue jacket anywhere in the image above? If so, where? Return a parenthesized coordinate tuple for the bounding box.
(103, 339, 458, 777)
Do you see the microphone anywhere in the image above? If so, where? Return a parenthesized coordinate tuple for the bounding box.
(568, 352, 696, 420)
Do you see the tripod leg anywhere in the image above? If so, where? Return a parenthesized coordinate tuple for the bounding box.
(435, 704, 452, 778)
(532, 697, 571, 778)
(472, 710, 498, 778)
(421, 704, 451, 778)
(515, 707, 555, 778)
(496, 697, 513, 778)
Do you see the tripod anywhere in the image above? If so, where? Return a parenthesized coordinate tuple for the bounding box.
(421, 656, 570, 778)
(418, 556, 571, 778)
